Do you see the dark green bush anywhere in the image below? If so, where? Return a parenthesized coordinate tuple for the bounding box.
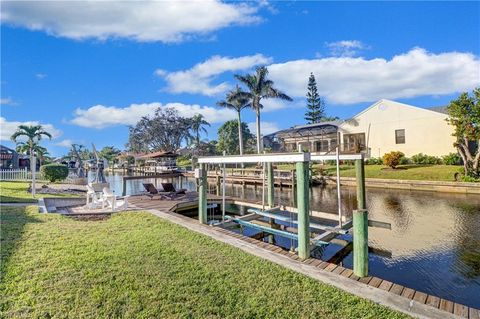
(40, 164, 69, 182)
(442, 153, 461, 165)
(411, 153, 442, 165)
(399, 157, 411, 165)
(382, 151, 405, 169)
(365, 157, 382, 165)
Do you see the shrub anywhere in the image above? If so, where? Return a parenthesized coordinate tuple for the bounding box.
(411, 153, 442, 165)
(442, 153, 462, 165)
(40, 164, 69, 182)
(382, 151, 405, 169)
(399, 157, 411, 165)
(365, 157, 382, 165)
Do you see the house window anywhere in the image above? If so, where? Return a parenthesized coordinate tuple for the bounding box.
(395, 129, 405, 144)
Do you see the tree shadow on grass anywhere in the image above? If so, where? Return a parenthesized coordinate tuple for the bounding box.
(397, 164, 434, 170)
(0, 206, 43, 282)
(0, 195, 37, 203)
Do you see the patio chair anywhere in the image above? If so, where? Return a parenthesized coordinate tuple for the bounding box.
(161, 183, 187, 194)
(102, 187, 129, 211)
(86, 184, 105, 209)
(142, 183, 169, 200)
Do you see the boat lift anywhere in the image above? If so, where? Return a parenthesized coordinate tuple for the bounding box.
(197, 151, 372, 277)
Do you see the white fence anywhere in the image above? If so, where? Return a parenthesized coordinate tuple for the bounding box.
(0, 168, 43, 181)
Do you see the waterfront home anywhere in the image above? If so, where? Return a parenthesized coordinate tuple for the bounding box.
(264, 99, 456, 157)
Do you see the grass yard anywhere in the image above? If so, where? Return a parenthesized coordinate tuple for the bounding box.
(1, 206, 409, 319)
(277, 163, 460, 181)
(0, 181, 78, 203)
(322, 164, 460, 181)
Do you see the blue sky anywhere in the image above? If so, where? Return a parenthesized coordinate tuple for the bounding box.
(1, 1, 479, 157)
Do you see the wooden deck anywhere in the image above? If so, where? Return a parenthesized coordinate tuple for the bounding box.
(128, 192, 234, 213)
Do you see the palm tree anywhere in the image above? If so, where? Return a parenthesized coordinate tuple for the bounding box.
(15, 142, 49, 166)
(190, 114, 210, 148)
(234, 66, 292, 153)
(11, 125, 52, 197)
(11, 125, 52, 170)
(217, 85, 250, 155)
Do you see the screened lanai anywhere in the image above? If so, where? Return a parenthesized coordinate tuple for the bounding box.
(263, 121, 341, 154)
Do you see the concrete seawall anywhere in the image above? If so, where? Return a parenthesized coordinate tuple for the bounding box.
(325, 177, 480, 194)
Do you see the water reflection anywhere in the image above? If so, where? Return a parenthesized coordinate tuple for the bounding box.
(102, 172, 480, 308)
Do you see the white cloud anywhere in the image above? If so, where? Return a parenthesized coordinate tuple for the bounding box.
(248, 121, 280, 135)
(55, 139, 74, 148)
(0, 117, 62, 141)
(268, 48, 480, 104)
(156, 54, 272, 96)
(35, 73, 47, 80)
(325, 40, 368, 57)
(1, 1, 261, 43)
(70, 102, 236, 129)
(261, 98, 304, 112)
(0, 97, 17, 106)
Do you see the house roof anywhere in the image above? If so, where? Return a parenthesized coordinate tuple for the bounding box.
(428, 106, 448, 114)
(343, 99, 449, 123)
(266, 121, 341, 139)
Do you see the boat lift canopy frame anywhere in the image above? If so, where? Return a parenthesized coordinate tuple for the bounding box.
(197, 152, 362, 164)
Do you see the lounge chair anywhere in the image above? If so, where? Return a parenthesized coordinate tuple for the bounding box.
(102, 187, 129, 211)
(161, 183, 187, 194)
(142, 183, 168, 199)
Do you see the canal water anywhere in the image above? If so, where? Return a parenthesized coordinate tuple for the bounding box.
(101, 172, 480, 308)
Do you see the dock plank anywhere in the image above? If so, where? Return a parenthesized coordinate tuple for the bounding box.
(340, 268, 353, 278)
(439, 299, 454, 313)
(400, 287, 415, 299)
(324, 263, 337, 272)
(469, 307, 480, 319)
(389, 284, 404, 295)
(453, 303, 469, 318)
(367, 277, 382, 288)
(332, 266, 346, 275)
(412, 291, 428, 304)
(426, 295, 441, 308)
(378, 280, 393, 291)
(358, 276, 372, 284)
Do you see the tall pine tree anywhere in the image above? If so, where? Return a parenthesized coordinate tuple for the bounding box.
(305, 73, 325, 124)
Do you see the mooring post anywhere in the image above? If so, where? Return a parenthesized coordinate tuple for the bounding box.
(267, 162, 274, 207)
(122, 177, 127, 196)
(353, 156, 368, 277)
(267, 162, 275, 244)
(198, 163, 208, 224)
(296, 160, 310, 260)
(216, 174, 221, 196)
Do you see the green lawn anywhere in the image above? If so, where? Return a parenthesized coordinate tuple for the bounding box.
(275, 164, 460, 182)
(1, 206, 409, 319)
(322, 164, 460, 181)
(0, 181, 79, 203)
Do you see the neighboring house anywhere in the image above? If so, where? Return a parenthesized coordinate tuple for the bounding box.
(0, 145, 19, 169)
(339, 99, 456, 157)
(0, 145, 32, 169)
(264, 99, 456, 157)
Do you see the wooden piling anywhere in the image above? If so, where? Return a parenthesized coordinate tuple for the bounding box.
(296, 161, 310, 260)
(267, 162, 275, 244)
(198, 163, 208, 224)
(267, 163, 274, 207)
(354, 157, 368, 277)
(122, 178, 127, 196)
